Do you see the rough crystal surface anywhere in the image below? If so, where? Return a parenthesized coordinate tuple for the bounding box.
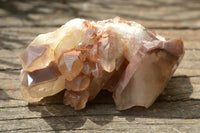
(19, 17, 184, 110)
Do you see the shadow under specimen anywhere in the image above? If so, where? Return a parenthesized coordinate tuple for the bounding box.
(28, 75, 197, 131)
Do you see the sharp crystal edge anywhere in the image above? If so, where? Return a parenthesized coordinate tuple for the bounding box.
(19, 17, 184, 110)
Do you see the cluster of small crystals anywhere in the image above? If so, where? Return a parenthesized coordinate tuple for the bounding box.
(19, 17, 184, 110)
(19, 17, 137, 110)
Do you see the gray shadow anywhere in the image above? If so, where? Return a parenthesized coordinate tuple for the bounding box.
(0, 89, 14, 100)
(28, 90, 87, 132)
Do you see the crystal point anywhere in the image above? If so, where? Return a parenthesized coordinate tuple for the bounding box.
(58, 50, 84, 81)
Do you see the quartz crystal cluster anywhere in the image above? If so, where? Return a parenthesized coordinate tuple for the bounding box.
(19, 17, 184, 110)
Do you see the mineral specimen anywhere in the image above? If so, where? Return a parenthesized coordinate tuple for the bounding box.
(19, 17, 184, 110)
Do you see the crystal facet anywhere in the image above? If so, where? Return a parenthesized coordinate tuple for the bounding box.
(58, 50, 84, 81)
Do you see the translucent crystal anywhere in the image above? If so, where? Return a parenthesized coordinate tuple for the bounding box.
(19, 17, 184, 111)
(76, 24, 97, 50)
(66, 74, 90, 92)
(58, 51, 84, 81)
(98, 31, 119, 72)
(114, 51, 175, 110)
(91, 62, 103, 78)
(54, 19, 89, 59)
(63, 90, 89, 110)
(113, 39, 184, 110)
(19, 45, 54, 72)
(20, 70, 42, 103)
(20, 62, 65, 99)
(88, 71, 114, 101)
(81, 61, 92, 75)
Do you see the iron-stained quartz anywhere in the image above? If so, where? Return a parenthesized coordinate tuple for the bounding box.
(19, 17, 184, 110)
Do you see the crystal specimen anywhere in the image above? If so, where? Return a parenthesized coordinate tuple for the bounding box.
(19, 17, 184, 110)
